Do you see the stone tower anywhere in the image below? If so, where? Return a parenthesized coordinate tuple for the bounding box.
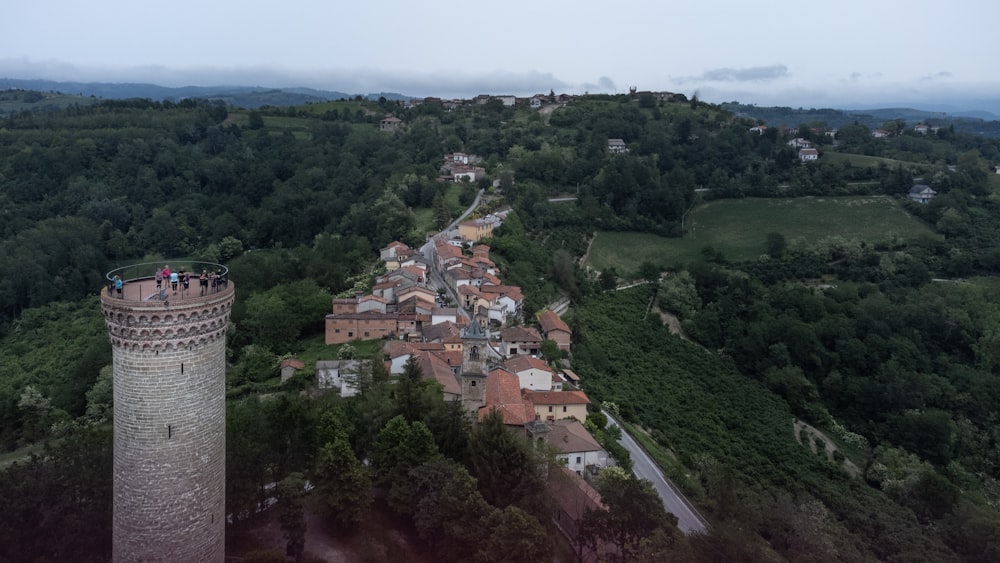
(100, 262, 234, 562)
(460, 318, 488, 414)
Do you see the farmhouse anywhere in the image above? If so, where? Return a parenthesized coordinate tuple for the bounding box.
(908, 184, 937, 204)
(379, 116, 402, 133)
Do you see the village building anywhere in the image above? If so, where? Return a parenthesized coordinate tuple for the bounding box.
(607, 138, 628, 154)
(908, 184, 937, 204)
(503, 354, 555, 391)
(379, 116, 402, 133)
(546, 419, 610, 476)
(316, 359, 361, 397)
(538, 310, 572, 352)
(500, 326, 543, 356)
(524, 389, 590, 422)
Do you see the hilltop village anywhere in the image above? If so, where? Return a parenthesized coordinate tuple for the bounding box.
(314, 210, 609, 478)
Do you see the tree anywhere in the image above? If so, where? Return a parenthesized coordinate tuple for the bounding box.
(432, 190, 451, 230)
(475, 505, 552, 563)
(314, 436, 371, 529)
(765, 232, 787, 259)
(468, 410, 548, 513)
(579, 467, 680, 561)
(276, 472, 307, 561)
(370, 415, 439, 513)
(540, 339, 564, 364)
(599, 268, 619, 291)
(247, 111, 264, 130)
(410, 459, 496, 561)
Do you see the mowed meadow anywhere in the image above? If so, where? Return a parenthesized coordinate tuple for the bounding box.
(585, 196, 938, 272)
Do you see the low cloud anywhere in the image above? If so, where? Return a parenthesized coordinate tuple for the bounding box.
(920, 71, 952, 81)
(849, 71, 884, 81)
(0, 58, 573, 98)
(677, 64, 789, 84)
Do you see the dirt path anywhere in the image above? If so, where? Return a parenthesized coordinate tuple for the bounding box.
(793, 419, 862, 478)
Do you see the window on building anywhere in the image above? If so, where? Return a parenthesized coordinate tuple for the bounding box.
(548, 406, 553, 412)
(348, 332, 353, 338)
(576, 456, 582, 464)
(471, 381, 477, 387)
(563, 406, 567, 412)
(364, 332, 369, 337)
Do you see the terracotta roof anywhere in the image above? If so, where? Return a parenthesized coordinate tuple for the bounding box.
(538, 310, 570, 334)
(382, 241, 409, 251)
(501, 326, 543, 344)
(546, 420, 603, 454)
(422, 321, 462, 342)
(435, 243, 463, 259)
(416, 351, 461, 396)
(458, 285, 482, 296)
(522, 390, 590, 406)
(480, 285, 524, 302)
(429, 349, 464, 368)
(549, 467, 605, 521)
(479, 368, 536, 425)
(561, 369, 580, 382)
(280, 358, 305, 370)
(504, 355, 552, 375)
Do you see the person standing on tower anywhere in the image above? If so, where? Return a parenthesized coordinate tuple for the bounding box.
(170, 270, 179, 294)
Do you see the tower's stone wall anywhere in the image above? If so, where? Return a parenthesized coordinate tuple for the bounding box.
(101, 282, 234, 563)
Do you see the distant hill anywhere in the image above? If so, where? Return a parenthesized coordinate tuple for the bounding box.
(722, 102, 1000, 138)
(0, 78, 410, 109)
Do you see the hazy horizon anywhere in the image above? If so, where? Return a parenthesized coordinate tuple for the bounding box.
(4, 0, 998, 113)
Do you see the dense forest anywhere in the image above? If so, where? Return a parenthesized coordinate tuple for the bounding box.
(2, 90, 1000, 561)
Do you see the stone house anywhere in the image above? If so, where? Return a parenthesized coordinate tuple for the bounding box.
(500, 326, 543, 356)
(379, 116, 402, 133)
(538, 310, 571, 352)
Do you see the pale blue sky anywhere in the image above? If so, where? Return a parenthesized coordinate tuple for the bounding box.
(3, 0, 998, 109)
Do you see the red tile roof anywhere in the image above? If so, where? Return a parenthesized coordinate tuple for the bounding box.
(538, 310, 571, 334)
(501, 326, 543, 344)
(504, 355, 553, 375)
(416, 351, 461, 397)
(522, 390, 590, 406)
(479, 368, 536, 425)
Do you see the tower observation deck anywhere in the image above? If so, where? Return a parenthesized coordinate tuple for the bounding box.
(100, 261, 234, 562)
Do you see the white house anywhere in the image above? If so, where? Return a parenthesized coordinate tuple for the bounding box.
(504, 355, 554, 391)
(908, 184, 937, 204)
(316, 359, 361, 397)
(798, 148, 819, 162)
(607, 138, 628, 153)
(546, 420, 610, 476)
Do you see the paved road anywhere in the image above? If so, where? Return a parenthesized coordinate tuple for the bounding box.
(606, 411, 707, 534)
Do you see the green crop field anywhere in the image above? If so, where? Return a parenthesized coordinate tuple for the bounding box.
(585, 196, 937, 272)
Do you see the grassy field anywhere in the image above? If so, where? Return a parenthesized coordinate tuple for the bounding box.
(413, 184, 463, 234)
(586, 196, 937, 272)
(822, 151, 930, 170)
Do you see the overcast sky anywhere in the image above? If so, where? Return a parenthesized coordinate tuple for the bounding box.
(3, 0, 998, 110)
